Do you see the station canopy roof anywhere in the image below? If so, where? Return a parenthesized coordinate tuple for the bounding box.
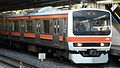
(0, 0, 119, 12)
(0, 0, 78, 12)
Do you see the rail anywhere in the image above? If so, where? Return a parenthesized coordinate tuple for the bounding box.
(0, 54, 38, 68)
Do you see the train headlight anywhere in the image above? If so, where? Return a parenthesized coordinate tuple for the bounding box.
(73, 43, 82, 47)
(77, 43, 82, 47)
(101, 43, 104, 47)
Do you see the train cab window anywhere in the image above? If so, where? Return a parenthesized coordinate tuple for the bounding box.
(12, 20, 19, 32)
(26, 20, 33, 33)
(43, 20, 49, 34)
(73, 10, 111, 35)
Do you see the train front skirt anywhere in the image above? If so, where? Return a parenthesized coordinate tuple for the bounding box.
(69, 53, 108, 64)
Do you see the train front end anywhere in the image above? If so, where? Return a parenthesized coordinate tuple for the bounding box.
(67, 9, 112, 63)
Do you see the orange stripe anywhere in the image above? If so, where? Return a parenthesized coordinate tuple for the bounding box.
(1, 32, 4, 34)
(4, 32, 9, 35)
(66, 37, 112, 43)
(0, 31, 63, 40)
(6, 17, 28, 20)
(40, 34, 53, 40)
(0, 18, 3, 20)
(24, 33, 35, 38)
(31, 14, 68, 19)
(1, 14, 68, 21)
(11, 32, 20, 36)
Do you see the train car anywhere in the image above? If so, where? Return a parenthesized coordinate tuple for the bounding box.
(111, 25, 120, 62)
(112, 4, 120, 62)
(0, 7, 112, 64)
(105, 4, 120, 62)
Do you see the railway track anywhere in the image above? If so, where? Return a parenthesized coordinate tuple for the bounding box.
(0, 47, 120, 68)
(0, 60, 18, 68)
(0, 54, 38, 68)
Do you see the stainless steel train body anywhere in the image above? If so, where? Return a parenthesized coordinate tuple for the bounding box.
(0, 8, 112, 63)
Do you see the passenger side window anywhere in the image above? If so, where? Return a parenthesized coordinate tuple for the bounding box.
(12, 20, 19, 32)
(54, 19, 60, 34)
(43, 20, 49, 34)
(5, 21, 10, 32)
(26, 20, 33, 33)
(35, 19, 41, 33)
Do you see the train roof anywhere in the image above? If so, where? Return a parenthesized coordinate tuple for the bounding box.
(28, 10, 70, 16)
(71, 8, 110, 13)
(0, 7, 111, 18)
(4, 10, 69, 18)
(5, 6, 70, 18)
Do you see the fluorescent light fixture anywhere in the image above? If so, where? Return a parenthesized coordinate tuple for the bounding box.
(111, 4, 118, 11)
(97, 0, 120, 4)
(97, 0, 112, 4)
(29, 8, 34, 10)
(115, 12, 120, 19)
(7, 11, 11, 13)
(2, 12, 7, 13)
(12, 11, 16, 13)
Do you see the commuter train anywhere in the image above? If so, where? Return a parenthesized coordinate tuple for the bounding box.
(110, 4, 120, 62)
(0, 7, 112, 63)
